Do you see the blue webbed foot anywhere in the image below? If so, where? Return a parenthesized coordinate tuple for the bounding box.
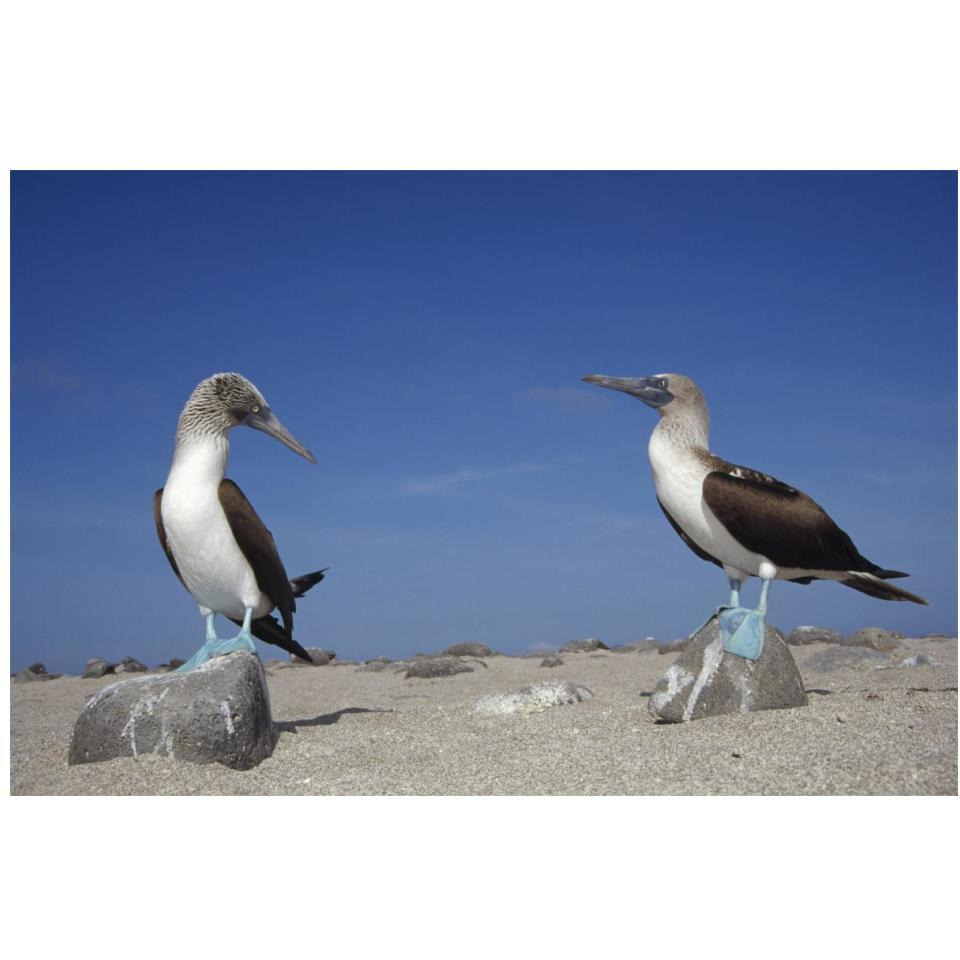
(718, 606, 765, 660)
(175, 610, 257, 673)
(211, 630, 256, 657)
(175, 638, 220, 673)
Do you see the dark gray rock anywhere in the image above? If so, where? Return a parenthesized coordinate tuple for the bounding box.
(845, 627, 902, 653)
(13, 669, 53, 683)
(290, 647, 335, 665)
(787, 625, 844, 646)
(657, 638, 689, 655)
(82, 658, 115, 679)
(649, 619, 807, 723)
(900, 654, 938, 667)
(560, 638, 609, 653)
(27, 662, 48, 675)
(115, 656, 148, 674)
(69, 651, 277, 770)
(404, 657, 474, 679)
(168, 658, 186, 670)
(474, 680, 594, 715)
(804, 645, 892, 672)
(439, 642, 498, 658)
(539, 655, 564, 668)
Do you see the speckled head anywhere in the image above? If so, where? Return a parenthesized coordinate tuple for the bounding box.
(175, 372, 316, 462)
(582, 371, 711, 447)
(647, 373, 707, 421)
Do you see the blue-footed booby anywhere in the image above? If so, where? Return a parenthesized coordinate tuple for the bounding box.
(154, 372, 326, 672)
(582, 372, 928, 660)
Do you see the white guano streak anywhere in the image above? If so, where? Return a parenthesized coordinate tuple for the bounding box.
(682, 637, 724, 722)
(220, 700, 235, 735)
(650, 664, 694, 713)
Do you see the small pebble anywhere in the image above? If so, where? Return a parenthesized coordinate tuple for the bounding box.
(900, 655, 938, 668)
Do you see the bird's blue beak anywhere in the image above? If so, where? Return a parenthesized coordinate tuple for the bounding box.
(581, 374, 673, 408)
(243, 408, 317, 463)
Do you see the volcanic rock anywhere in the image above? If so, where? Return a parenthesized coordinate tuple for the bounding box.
(439, 643, 498, 658)
(845, 627, 902, 653)
(404, 657, 474, 679)
(786, 626, 844, 646)
(82, 658, 115, 679)
(560, 638, 609, 653)
(805, 646, 892, 672)
(649, 619, 807, 723)
(69, 651, 277, 770)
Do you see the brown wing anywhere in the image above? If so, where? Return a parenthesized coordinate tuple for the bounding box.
(218, 479, 296, 634)
(702, 467, 875, 573)
(153, 488, 186, 588)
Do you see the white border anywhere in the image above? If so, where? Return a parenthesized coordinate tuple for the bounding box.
(3, 1, 957, 952)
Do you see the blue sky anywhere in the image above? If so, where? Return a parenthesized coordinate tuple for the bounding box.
(10, 171, 957, 673)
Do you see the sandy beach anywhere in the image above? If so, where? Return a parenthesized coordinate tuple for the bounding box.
(10, 635, 957, 795)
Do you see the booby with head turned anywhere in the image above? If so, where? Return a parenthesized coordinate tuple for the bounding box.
(582, 372, 928, 659)
(154, 372, 326, 671)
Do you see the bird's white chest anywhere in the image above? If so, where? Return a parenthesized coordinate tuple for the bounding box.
(648, 429, 764, 576)
(648, 434, 710, 536)
(160, 443, 267, 618)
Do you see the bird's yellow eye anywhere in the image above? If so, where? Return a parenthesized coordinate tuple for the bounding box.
(251, 404, 260, 413)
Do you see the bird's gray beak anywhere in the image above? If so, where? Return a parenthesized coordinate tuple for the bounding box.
(581, 374, 672, 408)
(243, 408, 317, 463)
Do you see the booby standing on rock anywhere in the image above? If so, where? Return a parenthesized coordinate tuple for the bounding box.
(155, 372, 326, 672)
(582, 372, 928, 660)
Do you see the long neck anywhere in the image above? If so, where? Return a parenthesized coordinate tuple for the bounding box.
(650, 408, 711, 454)
(167, 432, 230, 487)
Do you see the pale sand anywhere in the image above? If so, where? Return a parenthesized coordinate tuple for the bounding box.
(10, 637, 957, 795)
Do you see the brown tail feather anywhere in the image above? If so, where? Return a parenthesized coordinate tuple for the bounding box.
(875, 568, 910, 580)
(841, 572, 929, 604)
(228, 614, 315, 661)
(230, 569, 327, 661)
(290, 568, 328, 598)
